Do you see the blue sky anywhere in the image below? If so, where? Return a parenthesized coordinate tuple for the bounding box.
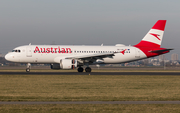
(0, 0, 180, 59)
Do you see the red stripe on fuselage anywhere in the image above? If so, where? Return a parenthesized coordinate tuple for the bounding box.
(134, 46, 169, 58)
(135, 40, 160, 48)
(134, 41, 169, 57)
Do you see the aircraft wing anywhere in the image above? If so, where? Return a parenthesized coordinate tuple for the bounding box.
(66, 53, 116, 62)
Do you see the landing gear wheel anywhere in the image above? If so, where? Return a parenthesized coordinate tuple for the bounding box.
(78, 67, 84, 72)
(85, 67, 91, 72)
(26, 68, 30, 72)
(26, 63, 31, 72)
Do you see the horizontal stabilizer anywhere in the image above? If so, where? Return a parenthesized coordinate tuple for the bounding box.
(149, 49, 173, 53)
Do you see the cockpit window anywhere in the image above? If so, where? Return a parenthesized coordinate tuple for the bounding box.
(12, 50, 21, 53)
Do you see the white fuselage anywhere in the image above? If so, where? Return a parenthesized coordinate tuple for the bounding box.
(5, 45, 147, 64)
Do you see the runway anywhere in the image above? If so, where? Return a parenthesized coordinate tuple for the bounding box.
(0, 71, 180, 75)
(1, 101, 180, 104)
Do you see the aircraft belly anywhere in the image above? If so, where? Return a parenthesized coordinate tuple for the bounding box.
(103, 48, 147, 64)
(103, 53, 135, 63)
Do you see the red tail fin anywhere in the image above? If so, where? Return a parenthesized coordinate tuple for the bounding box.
(135, 20, 166, 48)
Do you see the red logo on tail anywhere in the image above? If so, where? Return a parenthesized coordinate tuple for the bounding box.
(149, 33, 161, 40)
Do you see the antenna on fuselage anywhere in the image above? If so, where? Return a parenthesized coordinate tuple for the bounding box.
(29, 43, 31, 45)
(101, 43, 103, 46)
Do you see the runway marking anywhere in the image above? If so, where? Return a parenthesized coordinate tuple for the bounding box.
(1, 101, 180, 104)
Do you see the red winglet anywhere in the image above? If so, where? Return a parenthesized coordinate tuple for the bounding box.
(152, 20, 166, 31)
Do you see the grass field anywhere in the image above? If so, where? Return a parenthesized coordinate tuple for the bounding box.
(0, 74, 180, 101)
(1, 69, 180, 112)
(1, 104, 180, 113)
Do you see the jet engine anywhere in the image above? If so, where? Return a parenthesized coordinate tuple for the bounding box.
(51, 59, 77, 69)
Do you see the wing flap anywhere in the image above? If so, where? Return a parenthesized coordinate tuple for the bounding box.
(66, 53, 115, 60)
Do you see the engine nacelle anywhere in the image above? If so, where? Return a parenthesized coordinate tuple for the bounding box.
(60, 59, 77, 69)
(51, 59, 77, 70)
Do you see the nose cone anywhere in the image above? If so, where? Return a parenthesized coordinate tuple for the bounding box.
(5, 53, 21, 62)
(5, 53, 11, 61)
(5, 53, 16, 62)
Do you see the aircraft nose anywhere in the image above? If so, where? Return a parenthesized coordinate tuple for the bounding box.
(5, 54, 10, 61)
(5, 53, 13, 61)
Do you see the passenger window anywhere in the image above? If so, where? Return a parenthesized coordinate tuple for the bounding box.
(18, 50, 21, 52)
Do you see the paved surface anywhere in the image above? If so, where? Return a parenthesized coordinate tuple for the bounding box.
(0, 72, 180, 75)
(0, 101, 180, 104)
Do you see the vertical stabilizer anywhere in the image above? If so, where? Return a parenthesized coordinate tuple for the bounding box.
(135, 20, 166, 48)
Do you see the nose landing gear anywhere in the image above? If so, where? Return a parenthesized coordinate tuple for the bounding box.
(26, 63, 31, 72)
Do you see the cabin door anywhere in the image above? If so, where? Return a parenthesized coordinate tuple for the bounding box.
(26, 47, 32, 57)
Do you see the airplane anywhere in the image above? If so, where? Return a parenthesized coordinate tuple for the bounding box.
(5, 20, 173, 72)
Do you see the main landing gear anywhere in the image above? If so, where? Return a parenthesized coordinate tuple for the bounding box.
(77, 67, 92, 72)
(77, 67, 84, 72)
(26, 63, 31, 72)
(85, 67, 91, 72)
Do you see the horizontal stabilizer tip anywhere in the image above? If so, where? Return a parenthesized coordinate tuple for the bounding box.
(149, 48, 173, 53)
